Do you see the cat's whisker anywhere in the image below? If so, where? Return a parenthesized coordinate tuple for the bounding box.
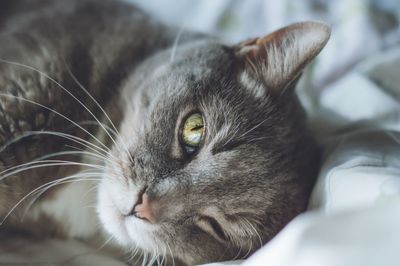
(166, 242, 175, 266)
(95, 234, 115, 251)
(0, 150, 113, 178)
(137, 251, 145, 266)
(21, 173, 101, 220)
(159, 246, 166, 266)
(132, 248, 140, 262)
(146, 252, 151, 266)
(128, 247, 137, 265)
(129, 246, 140, 265)
(0, 159, 90, 180)
(0, 92, 111, 155)
(164, 246, 169, 266)
(0, 130, 111, 161)
(51, 148, 121, 169)
(154, 246, 159, 266)
(37, 150, 107, 162)
(149, 250, 158, 266)
(246, 136, 275, 143)
(245, 240, 253, 260)
(150, 249, 156, 266)
(145, 249, 152, 266)
(141, 252, 148, 266)
(83, 183, 100, 199)
(150, 251, 156, 266)
(0, 158, 106, 176)
(243, 218, 263, 249)
(237, 117, 270, 141)
(0, 160, 105, 182)
(220, 123, 239, 148)
(64, 65, 134, 163)
(222, 117, 270, 149)
(232, 242, 243, 261)
(75, 120, 119, 137)
(0, 59, 122, 154)
(0, 173, 101, 226)
(238, 217, 258, 259)
(64, 144, 129, 166)
(126, 252, 134, 264)
(153, 253, 159, 266)
(133, 245, 146, 266)
(28, 172, 101, 201)
(163, 247, 168, 266)
(156, 245, 163, 266)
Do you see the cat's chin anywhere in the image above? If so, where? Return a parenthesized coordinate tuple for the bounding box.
(96, 179, 160, 253)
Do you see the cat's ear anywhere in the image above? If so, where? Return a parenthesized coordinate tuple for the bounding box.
(235, 21, 330, 96)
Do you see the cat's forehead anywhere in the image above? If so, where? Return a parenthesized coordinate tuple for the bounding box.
(160, 41, 237, 80)
(134, 41, 267, 121)
(176, 40, 233, 63)
(124, 47, 234, 116)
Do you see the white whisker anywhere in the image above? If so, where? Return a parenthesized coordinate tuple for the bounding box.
(76, 120, 119, 137)
(233, 244, 243, 261)
(21, 173, 101, 220)
(166, 242, 175, 266)
(244, 218, 263, 249)
(0, 150, 112, 178)
(96, 235, 115, 251)
(0, 59, 122, 155)
(83, 183, 100, 199)
(0, 93, 110, 154)
(0, 173, 101, 226)
(130, 244, 144, 266)
(238, 117, 269, 141)
(0, 160, 105, 182)
(65, 65, 134, 163)
(2, 130, 124, 165)
(141, 252, 148, 266)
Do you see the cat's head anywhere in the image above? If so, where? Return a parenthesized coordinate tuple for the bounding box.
(97, 22, 330, 265)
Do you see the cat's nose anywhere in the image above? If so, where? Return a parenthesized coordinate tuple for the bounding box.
(132, 192, 156, 224)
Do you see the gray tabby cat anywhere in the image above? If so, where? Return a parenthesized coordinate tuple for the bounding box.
(0, 0, 330, 265)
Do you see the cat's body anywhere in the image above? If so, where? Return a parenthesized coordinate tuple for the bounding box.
(0, 0, 329, 265)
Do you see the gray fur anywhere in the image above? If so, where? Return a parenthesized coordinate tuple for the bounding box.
(0, 0, 329, 265)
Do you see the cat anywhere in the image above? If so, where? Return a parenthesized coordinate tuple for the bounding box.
(0, 0, 330, 265)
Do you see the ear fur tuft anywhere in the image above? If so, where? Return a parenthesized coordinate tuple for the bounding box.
(236, 21, 331, 95)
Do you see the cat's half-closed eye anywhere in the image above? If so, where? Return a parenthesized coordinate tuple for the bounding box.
(235, 21, 331, 96)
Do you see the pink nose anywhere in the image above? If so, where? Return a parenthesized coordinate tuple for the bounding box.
(134, 193, 156, 224)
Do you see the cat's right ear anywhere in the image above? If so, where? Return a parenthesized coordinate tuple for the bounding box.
(234, 21, 330, 97)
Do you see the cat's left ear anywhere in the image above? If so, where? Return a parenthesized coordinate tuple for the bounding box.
(235, 21, 330, 96)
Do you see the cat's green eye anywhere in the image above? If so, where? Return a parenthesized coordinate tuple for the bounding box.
(182, 113, 204, 151)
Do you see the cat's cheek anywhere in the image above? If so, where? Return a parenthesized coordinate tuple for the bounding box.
(97, 182, 131, 246)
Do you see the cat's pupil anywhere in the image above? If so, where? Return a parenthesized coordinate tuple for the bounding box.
(182, 113, 204, 149)
(191, 125, 203, 131)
